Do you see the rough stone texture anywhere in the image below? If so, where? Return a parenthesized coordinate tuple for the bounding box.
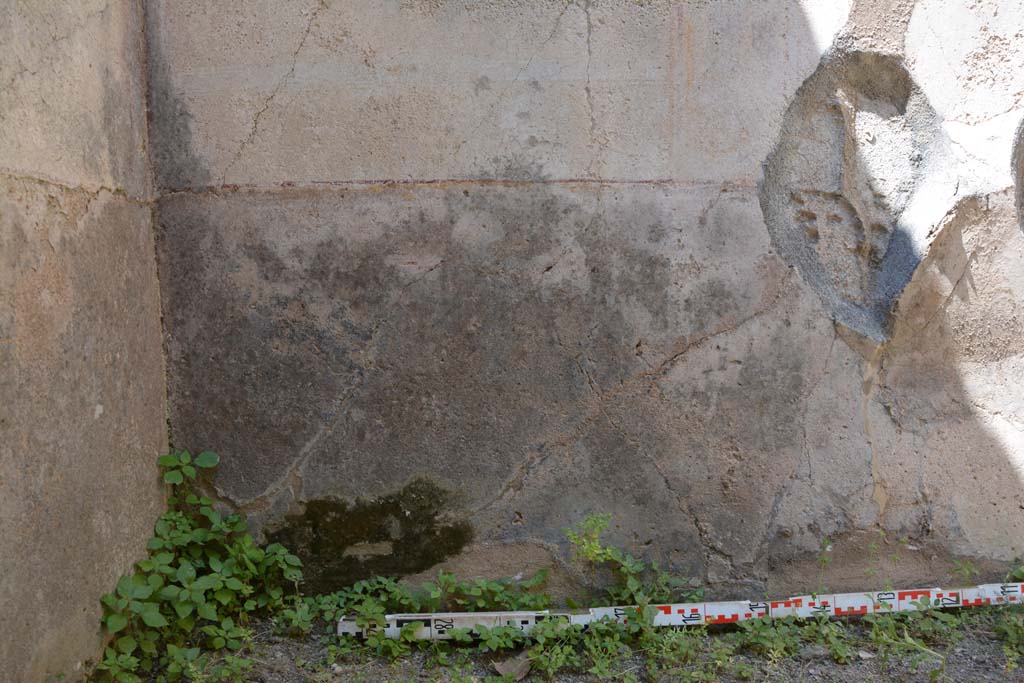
(0, 0, 152, 198)
(147, 0, 1024, 598)
(0, 3, 166, 682)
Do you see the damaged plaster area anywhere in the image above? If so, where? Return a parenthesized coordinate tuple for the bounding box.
(148, 0, 1024, 596)
(760, 50, 957, 341)
(159, 181, 869, 592)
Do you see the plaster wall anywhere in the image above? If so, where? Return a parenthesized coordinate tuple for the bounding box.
(0, 2, 166, 680)
(147, 0, 1024, 597)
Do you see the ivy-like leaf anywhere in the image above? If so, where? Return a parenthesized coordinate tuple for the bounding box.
(163, 470, 184, 485)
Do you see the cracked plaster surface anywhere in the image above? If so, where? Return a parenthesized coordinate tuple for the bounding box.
(149, 0, 1024, 593)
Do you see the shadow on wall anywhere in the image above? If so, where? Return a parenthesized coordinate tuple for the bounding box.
(150, 0, 1023, 594)
(145, 1, 210, 192)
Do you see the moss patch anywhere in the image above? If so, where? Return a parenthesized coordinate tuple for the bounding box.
(266, 478, 473, 593)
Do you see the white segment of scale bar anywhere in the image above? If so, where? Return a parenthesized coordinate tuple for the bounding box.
(338, 582, 1024, 640)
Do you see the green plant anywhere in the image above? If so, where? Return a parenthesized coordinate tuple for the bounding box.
(275, 596, 315, 636)
(527, 619, 584, 680)
(816, 536, 832, 594)
(581, 619, 631, 679)
(644, 627, 705, 679)
(425, 569, 551, 612)
(566, 514, 702, 609)
(952, 558, 980, 584)
(863, 598, 960, 682)
(93, 450, 304, 682)
(802, 614, 853, 663)
(996, 607, 1024, 671)
(735, 615, 801, 661)
(475, 625, 526, 654)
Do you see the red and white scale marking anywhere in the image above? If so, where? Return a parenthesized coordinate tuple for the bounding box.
(338, 582, 1023, 641)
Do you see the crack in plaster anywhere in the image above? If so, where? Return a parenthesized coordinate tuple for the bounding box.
(220, 0, 328, 185)
(477, 278, 794, 525)
(0, 169, 151, 204)
(801, 325, 840, 481)
(452, 3, 571, 164)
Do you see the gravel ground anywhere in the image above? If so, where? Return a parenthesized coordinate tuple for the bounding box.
(237, 616, 1023, 683)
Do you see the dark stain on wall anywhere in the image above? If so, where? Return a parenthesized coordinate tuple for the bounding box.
(266, 478, 473, 593)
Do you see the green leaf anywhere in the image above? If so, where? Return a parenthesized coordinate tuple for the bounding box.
(201, 507, 222, 525)
(115, 576, 135, 599)
(197, 602, 218, 621)
(193, 574, 221, 592)
(172, 601, 194, 619)
(106, 613, 128, 633)
(163, 470, 184, 485)
(158, 585, 180, 600)
(116, 636, 137, 654)
(194, 451, 220, 468)
(212, 636, 226, 649)
(176, 560, 196, 584)
(152, 552, 175, 567)
(140, 605, 168, 628)
(157, 454, 180, 467)
(182, 465, 197, 480)
(214, 589, 234, 605)
(130, 582, 153, 600)
(178, 451, 192, 465)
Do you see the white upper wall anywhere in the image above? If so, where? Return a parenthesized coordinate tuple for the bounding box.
(148, 0, 850, 188)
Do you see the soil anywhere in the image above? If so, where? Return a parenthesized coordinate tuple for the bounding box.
(240, 615, 1024, 683)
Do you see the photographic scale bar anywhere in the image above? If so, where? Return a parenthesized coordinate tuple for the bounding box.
(338, 582, 1023, 641)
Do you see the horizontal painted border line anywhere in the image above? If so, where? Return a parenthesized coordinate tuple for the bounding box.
(159, 179, 758, 197)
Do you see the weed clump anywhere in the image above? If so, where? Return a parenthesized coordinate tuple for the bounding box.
(92, 469, 1024, 683)
(94, 451, 302, 683)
